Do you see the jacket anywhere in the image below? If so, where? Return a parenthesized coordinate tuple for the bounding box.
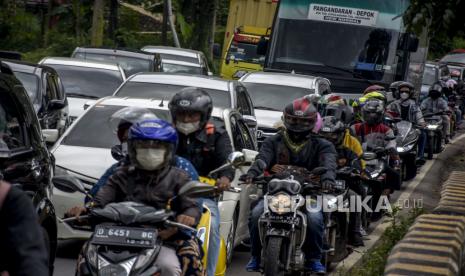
(420, 97, 448, 114)
(0, 182, 48, 276)
(341, 129, 365, 169)
(94, 166, 201, 223)
(176, 121, 234, 180)
(351, 123, 399, 160)
(387, 99, 425, 125)
(247, 132, 337, 183)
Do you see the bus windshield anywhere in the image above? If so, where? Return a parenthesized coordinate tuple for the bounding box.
(268, 0, 409, 83)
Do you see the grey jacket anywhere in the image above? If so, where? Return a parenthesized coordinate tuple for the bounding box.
(420, 97, 448, 114)
(387, 99, 425, 125)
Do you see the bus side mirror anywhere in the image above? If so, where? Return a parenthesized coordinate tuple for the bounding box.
(257, 36, 268, 56)
(400, 33, 419, 52)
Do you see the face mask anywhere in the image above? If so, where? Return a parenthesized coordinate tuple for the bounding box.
(400, 92, 409, 100)
(135, 148, 166, 171)
(176, 121, 200, 135)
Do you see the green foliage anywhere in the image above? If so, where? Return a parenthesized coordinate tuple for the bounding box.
(0, 8, 41, 51)
(344, 208, 424, 276)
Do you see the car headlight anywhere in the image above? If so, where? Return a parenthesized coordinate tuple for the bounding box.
(267, 194, 304, 214)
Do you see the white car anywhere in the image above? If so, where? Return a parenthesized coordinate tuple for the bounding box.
(50, 96, 258, 261)
(39, 57, 127, 121)
(141, 45, 212, 75)
(239, 71, 331, 145)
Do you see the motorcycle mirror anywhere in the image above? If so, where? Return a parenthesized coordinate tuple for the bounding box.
(52, 175, 87, 194)
(228, 151, 246, 168)
(311, 167, 327, 175)
(178, 181, 217, 198)
(362, 152, 377, 161)
(111, 144, 125, 161)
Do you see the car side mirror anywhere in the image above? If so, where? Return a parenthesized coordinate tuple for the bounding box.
(52, 175, 87, 194)
(243, 115, 258, 128)
(257, 36, 268, 56)
(49, 99, 66, 110)
(400, 33, 419, 52)
(42, 129, 59, 143)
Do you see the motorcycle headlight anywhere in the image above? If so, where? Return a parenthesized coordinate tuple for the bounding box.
(267, 194, 304, 214)
(134, 249, 156, 270)
(427, 124, 439, 130)
(370, 162, 385, 179)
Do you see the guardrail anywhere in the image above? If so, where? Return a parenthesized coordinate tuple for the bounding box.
(385, 171, 465, 276)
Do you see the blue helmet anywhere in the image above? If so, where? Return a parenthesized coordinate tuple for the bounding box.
(128, 119, 178, 170)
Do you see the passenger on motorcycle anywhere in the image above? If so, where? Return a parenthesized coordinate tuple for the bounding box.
(169, 87, 233, 276)
(319, 116, 364, 247)
(351, 99, 401, 220)
(244, 96, 337, 274)
(420, 82, 451, 144)
(386, 82, 427, 165)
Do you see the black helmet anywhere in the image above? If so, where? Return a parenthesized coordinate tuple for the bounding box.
(320, 116, 346, 145)
(323, 104, 353, 125)
(362, 99, 385, 125)
(169, 87, 213, 128)
(283, 96, 318, 133)
(428, 82, 444, 99)
(108, 107, 159, 142)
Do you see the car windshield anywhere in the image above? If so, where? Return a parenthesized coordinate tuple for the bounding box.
(61, 105, 171, 148)
(115, 82, 231, 108)
(159, 53, 199, 64)
(162, 63, 204, 75)
(0, 93, 27, 154)
(242, 82, 311, 111)
(422, 66, 437, 86)
(227, 41, 264, 64)
(12, 71, 41, 112)
(441, 53, 465, 64)
(74, 52, 152, 76)
(48, 64, 123, 99)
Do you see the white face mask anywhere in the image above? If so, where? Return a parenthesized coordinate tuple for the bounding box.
(400, 92, 410, 100)
(135, 148, 166, 171)
(176, 121, 200, 135)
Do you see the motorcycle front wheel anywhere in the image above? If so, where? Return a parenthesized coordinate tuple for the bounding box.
(264, 237, 285, 276)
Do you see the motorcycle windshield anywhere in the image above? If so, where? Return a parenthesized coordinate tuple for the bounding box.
(91, 202, 172, 225)
(268, 179, 302, 195)
(396, 120, 412, 144)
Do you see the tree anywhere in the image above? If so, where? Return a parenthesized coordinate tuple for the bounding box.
(91, 0, 105, 46)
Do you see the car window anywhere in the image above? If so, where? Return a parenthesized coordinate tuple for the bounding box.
(12, 71, 41, 113)
(162, 63, 204, 75)
(0, 85, 28, 153)
(45, 73, 58, 101)
(158, 53, 199, 64)
(229, 114, 255, 151)
(76, 52, 152, 76)
(116, 82, 231, 108)
(440, 66, 450, 78)
(422, 66, 437, 86)
(236, 86, 252, 115)
(61, 104, 171, 148)
(46, 64, 124, 99)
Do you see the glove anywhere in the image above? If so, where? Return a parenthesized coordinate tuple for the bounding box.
(322, 180, 334, 191)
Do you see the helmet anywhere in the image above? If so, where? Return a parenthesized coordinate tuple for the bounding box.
(362, 99, 385, 125)
(283, 96, 318, 133)
(128, 119, 178, 171)
(398, 81, 414, 100)
(429, 82, 444, 99)
(109, 107, 159, 142)
(364, 85, 386, 94)
(323, 104, 354, 125)
(451, 69, 461, 79)
(169, 87, 213, 129)
(389, 81, 403, 93)
(359, 91, 386, 106)
(320, 116, 346, 145)
(446, 79, 457, 89)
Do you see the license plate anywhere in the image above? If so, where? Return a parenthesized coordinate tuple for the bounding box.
(91, 225, 157, 248)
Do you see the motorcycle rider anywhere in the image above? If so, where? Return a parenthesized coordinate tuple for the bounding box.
(319, 116, 364, 247)
(168, 87, 234, 276)
(351, 99, 401, 220)
(389, 81, 404, 100)
(352, 86, 387, 123)
(386, 82, 427, 164)
(244, 96, 337, 274)
(73, 119, 202, 276)
(421, 82, 451, 144)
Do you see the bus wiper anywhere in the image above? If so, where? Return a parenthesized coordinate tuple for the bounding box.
(254, 106, 281, 111)
(322, 64, 373, 85)
(66, 93, 100, 99)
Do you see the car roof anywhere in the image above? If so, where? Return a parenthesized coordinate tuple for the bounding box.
(74, 47, 156, 60)
(40, 57, 122, 71)
(95, 96, 225, 118)
(240, 71, 320, 89)
(161, 59, 201, 68)
(1, 59, 57, 75)
(141, 46, 200, 58)
(128, 73, 231, 91)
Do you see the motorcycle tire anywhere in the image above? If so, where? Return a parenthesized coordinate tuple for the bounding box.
(403, 154, 417, 181)
(427, 136, 434, 160)
(264, 237, 285, 276)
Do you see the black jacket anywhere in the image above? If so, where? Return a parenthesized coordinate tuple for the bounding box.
(176, 121, 234, 180)
(0, 184, 48, 276)
(248, 132, 337, 183)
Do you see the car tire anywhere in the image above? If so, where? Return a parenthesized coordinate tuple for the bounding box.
(41, 227, 53, 276)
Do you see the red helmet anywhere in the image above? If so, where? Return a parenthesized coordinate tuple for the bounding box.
(364, 84, 386, 94)
(451, 70, 461, 78)
(283, 97, 318, 133)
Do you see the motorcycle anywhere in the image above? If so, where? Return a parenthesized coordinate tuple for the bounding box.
(423, 112, 444, 160)
(394, 120, 420, 181)
(55, 151, 248, 276)
(253, 166, 349, 275)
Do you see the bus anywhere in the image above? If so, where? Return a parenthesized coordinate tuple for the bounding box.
(261, 0, 419, 97)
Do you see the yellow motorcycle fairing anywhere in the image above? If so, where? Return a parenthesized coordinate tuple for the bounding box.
(199, 176, 216, 186)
